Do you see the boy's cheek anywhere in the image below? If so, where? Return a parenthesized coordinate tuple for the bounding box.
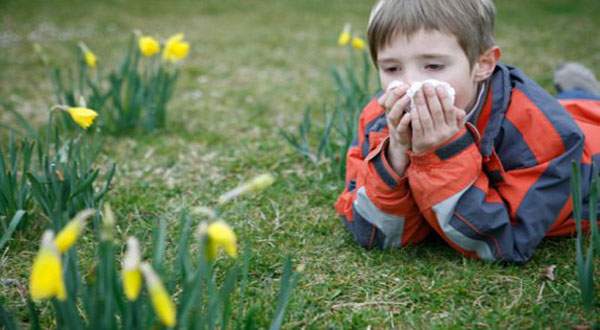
(378, 70, 395, 90)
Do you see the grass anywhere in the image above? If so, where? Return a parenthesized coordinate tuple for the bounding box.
(1, 0, 600, 327)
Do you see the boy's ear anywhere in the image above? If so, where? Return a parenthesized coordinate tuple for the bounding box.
(473, 46, 501, 82)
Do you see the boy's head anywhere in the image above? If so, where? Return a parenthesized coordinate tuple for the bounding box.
(368, 0, 500, 110)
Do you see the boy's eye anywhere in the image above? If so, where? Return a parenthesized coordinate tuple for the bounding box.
(425, 64, 445, 71)
(383, 66, 400, 73)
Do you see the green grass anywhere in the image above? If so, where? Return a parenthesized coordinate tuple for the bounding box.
(1, 0, 600, 327)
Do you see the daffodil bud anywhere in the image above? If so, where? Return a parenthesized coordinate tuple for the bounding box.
(338, 23, 352, 46)
(65, 107, 98, 129)
(30, 231, 67, 301)
(84, 51, 97, 68)
(54, 209, 95, 253)
(218, 173, 275, 204)
(122, 237, 142, 301)
(79, 42, 97, 68)
(206, 221, 238, 260)
(141, 262, 176, 327)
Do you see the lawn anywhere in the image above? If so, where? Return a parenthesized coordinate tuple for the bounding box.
(1, 0, 599, 328)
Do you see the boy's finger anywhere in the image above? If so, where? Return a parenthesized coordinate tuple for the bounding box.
(380, 84, 408, 111)
(456, 108, 466, 126)
(414, 90, 434, 133)
(423, 84, 445, 127)
(377, 91, 388, 106)
(411, 105, 423, 137)
(386, 95, 410, 127)
(437, 86, 456, 127)
(396, 112, 412, 146)
(397, 111, 411, 128)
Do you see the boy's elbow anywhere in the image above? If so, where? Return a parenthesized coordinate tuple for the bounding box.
(341, 215, 385, 250)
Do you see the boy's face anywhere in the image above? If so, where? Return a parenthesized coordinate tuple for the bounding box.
(377, 29, 480, 111)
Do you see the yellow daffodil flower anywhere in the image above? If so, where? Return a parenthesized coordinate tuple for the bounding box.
(162, 33, 189, 63)
(30, 231, 66, 301)
(351, 36, 366, 50)
(139, 36, 160, 57)
(218, 173, 275, 204)
(141, 263, 176, 327)
(65, 107, 98, 129)
(338, 23, 352, 46)
(79, 42, 97, 68)
(54, 209, 95, 253)
(84, 51, 97, 68)
(206, 221, 238, 260)
(122, 237, 142, 301)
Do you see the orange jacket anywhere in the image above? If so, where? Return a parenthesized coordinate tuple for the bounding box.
(335, 63, 600, 264)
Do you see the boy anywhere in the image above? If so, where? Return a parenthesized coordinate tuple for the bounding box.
(335, 0, 600, 264)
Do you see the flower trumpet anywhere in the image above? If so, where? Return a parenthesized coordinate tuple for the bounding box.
(52, 105, 99, 129)
(202, 220, 238, 260)
(162, 33, 190, 63)
(139, 36, 161, 57)
(122, 237, 142, 301)
(54, 209, 96, 253)
(141, 262, 176, 327)
(351, 36, 366, 50)
(29, 231, 67, 301)
(79, 42, 97, 68)
(338, 23, 352, 46)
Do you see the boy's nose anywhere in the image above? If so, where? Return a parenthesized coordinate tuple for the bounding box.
(402, 71, 424, 86)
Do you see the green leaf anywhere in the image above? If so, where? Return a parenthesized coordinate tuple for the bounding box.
(269, 257, 300, 330)
(0, 301, 18, 330)
(152, 216, 168, 272)
(0, 210, 26, 250)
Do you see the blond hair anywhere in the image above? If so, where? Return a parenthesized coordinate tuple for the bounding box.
(367, 0, 496, 67)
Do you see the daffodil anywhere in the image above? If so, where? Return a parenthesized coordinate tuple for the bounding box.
(338, 23, 352, 46)
(141, 263, 176, 327)
(54, 209, 95, 253)
(162, 33, 189, 63)
(218, 173, 275, 204)
(139, 36, 160, 57)
(65, 107, 98, 129)
(205, 221, 238, 260)
(351, 36, 366, 50)
(122, 237, 142, 301)
(29, 231, 66, 301)
(78, 42, 97, 68)
(84, 50, 97, 68)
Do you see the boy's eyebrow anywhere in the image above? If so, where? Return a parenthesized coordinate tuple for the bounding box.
(417, 53, 452, 60)
(377, 53, 452, 64)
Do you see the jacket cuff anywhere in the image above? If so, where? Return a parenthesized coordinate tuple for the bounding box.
(365, 136, 409, 196)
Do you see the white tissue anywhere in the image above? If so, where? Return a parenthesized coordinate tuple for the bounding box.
(386, 80, 404, 91)
(406, 79, 455, 112)
(387, 79, 455, 112)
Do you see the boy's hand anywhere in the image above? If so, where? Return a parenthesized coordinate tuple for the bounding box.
(411, 83, 466, 154)
(378, 83, 412, 176)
